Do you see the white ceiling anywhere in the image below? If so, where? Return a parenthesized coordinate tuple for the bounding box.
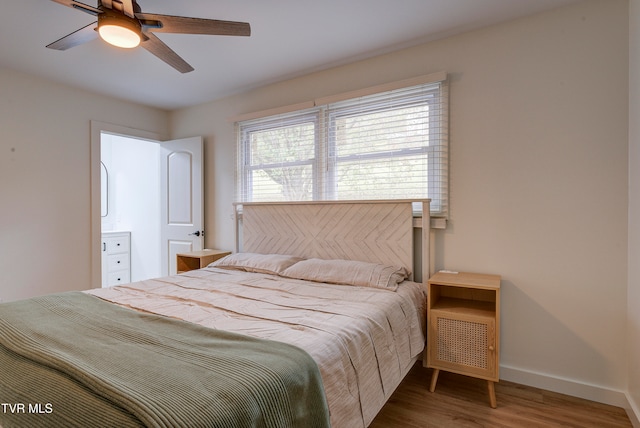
(1, 0, 583, 110)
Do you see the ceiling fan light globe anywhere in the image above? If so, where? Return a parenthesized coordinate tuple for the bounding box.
(99, 25, 141, 48)
(97, 11, 142, 49)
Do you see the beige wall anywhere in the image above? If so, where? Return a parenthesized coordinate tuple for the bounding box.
(628, 0, 640, 424)
(0, 68, 169, 302)
(172, 0, 631, 407)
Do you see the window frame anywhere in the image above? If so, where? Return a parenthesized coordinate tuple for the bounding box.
(236, 75, 448, 216)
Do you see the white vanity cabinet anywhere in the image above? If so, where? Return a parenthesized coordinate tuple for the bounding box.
(101, 231, 131, 287)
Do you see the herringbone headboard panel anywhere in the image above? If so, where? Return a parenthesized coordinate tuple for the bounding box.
(234, 200, 430, 276)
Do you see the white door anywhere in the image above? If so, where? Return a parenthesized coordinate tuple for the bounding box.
(160, 137, 204, 276)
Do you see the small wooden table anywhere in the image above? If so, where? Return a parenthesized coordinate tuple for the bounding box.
(425, 271, 501, 408)
(176, 249, 231, 273)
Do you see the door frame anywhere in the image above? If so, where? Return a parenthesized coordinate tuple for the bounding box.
(90, 121, 165, 289)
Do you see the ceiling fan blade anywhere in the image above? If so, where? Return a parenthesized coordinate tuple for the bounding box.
(140, 32, 194, 73)
(50, 0, 102, 16)
(46, 22, 98, 50)
(136, 13, 251, 37)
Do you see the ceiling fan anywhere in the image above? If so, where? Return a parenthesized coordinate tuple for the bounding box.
(46, 0, 251, 73)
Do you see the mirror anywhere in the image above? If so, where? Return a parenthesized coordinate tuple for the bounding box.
(101, 161, 108, 217)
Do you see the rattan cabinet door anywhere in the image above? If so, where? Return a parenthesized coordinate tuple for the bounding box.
(428, 309, 497, 381)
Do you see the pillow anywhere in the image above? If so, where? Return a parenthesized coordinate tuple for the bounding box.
(280, 258, 409, 291)
(209, 252, 303, 275)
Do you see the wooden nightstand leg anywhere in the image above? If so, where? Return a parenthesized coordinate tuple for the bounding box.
(429, 369, 440, 392)
(487, 381, 497, 408)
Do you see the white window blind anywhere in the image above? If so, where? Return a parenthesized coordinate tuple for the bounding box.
(238, 110, 319, 202)
(236, 75, 448, 215)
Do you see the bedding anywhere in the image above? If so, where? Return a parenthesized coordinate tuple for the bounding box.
(0, 255, 425, 428)
(0, 292, 329, 428)
(87, 264, 426, 427)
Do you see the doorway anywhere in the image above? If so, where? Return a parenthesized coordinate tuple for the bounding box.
(90, 121, 204, 289)
(101, 132, 161, 283)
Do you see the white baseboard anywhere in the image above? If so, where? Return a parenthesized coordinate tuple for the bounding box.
(500, 364, 631, 411)
(626, 392, 640, 428)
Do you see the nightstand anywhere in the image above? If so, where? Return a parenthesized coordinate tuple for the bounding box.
(425, 271, 501, 408)
(176, 249, 231, 273)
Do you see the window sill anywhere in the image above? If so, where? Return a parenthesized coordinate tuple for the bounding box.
(413, 216, 447, 230)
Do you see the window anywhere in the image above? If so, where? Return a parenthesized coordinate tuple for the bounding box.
(237, 74, 448, 215)
(239, 111, 319, 202)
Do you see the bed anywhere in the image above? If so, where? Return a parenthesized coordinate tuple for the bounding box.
(0, 200, 431, 428)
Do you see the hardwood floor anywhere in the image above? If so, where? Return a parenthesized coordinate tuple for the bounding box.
(370, 363, 632, 428)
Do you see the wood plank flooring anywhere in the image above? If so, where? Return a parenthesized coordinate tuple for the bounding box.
(370, 363, 632, 428)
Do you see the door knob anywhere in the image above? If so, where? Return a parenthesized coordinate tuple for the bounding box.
(189, 230, 204, 237)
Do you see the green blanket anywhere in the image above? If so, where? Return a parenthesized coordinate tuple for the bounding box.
(0, 292, 330, 428)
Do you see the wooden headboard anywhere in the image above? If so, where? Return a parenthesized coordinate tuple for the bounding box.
(234, 200, 430, 282)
